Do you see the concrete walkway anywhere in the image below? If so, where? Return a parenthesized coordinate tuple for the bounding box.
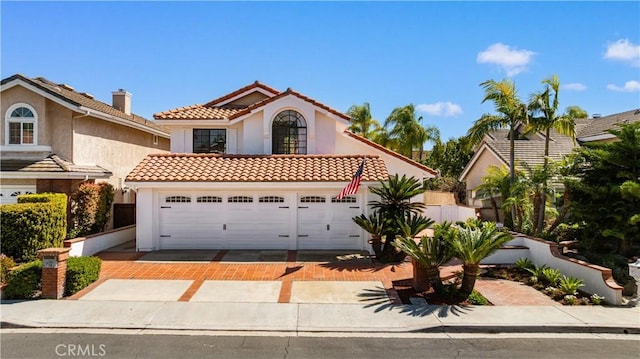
(1, 299, 638, 334)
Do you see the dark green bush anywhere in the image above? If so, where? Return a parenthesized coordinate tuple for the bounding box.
(467, 290, 490, 305)
(65, 256, 102, 296)
(70, 182, 114, 237)
(1, 193, 67, 262)
(4, 260, 42, 299)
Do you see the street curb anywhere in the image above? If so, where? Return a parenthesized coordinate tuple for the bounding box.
(2, 321, 638, 335)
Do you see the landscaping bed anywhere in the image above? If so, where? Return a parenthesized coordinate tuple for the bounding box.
(392, 277, 490, 306)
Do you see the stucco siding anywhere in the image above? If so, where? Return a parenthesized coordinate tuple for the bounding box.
(315, 112, 336, 154)
(242, 112, 264, 154)
(46, 99, 74, 159)
(464, 149, 504, 205)
(73, 116, 169, 200)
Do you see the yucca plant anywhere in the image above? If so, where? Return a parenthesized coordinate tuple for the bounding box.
(558, 275, 584, 296)
(445, 222, 513, 296)
(525, 264, 549, 278)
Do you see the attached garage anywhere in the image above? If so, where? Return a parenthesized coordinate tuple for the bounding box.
(126, 153, 435, 252)
(155, 191, 363, 250)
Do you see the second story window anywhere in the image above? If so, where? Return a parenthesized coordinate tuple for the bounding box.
(272, 110, 307, 154)
(193, 129, 226, 154)
(5, 104, 37, 145)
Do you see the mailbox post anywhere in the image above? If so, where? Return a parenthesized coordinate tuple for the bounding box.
(628, 258, 640, 307)
(38, 248, 71, 299)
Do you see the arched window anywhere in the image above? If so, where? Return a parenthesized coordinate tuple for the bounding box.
(272, 110, 307, 154)
(5, 104, 37, 145)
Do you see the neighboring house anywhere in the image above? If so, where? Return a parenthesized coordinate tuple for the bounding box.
(459, 109, 640, 219)
(126, 81, 436, 251)
(0, 74, 170, 226)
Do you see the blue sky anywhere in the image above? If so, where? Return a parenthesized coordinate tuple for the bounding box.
(2, 1, 639, 142)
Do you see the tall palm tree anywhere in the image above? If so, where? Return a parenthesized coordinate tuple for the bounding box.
(527, 75, 577, 234)
(346, 102, 380, 139)
(385, 104, 437, 158)
(446, 222, 513, 296)
(466, 79, 528, 185)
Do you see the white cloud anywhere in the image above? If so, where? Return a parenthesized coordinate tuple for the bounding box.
(477, 43, 536, 76)
(562, 83, 587, 91)
(604, 39, 640, 66)
(606, 80, 640, 92)
(416, 102, 463, 117)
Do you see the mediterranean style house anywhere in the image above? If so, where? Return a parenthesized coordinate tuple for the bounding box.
(459, 109, 640, 218)
(126, 81, 436, 251)
(0, 74, 170, 226)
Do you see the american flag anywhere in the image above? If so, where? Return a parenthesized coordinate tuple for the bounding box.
(336, 158, 366, 200)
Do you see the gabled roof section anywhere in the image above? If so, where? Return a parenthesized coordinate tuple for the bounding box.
(1, 154, 111, 177)
(343, 130, 438, 175)
(153, 83, 350, 121)
(577, 109, 640, 141)
(1, 74, 168, 136)
(203, 81, 280, 107)
(126, 154, 388, 182)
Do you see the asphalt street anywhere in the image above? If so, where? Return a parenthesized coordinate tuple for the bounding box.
(1, 331, 639, 359)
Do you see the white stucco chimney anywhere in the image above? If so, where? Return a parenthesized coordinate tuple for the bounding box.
(112, 89, 131, 115)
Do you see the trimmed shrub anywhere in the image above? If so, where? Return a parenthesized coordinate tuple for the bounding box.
(1, 193, 67, 262)
(4, 260, 42, 299)
(65, 256, 102, 296)
(70, 182, 114, 237)
(1, 254, 16, 284)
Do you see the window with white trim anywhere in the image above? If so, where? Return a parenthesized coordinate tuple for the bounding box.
(300, 196, 325, 203)
(5, 104, 37, 145)
(259, 196, 285, 203)
(331, 196, 356, 203)
(228, 196, 253, 203)
(197, 196, 222, 203)
(165, 196, 191, 203)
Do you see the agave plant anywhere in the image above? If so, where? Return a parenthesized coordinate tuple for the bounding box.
(514, 257, 534, 272)
(540, 267, 562, 286)
(558, 275, 584, 296)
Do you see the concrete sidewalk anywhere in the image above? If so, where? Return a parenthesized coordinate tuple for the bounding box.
(1, 300, 638, 334)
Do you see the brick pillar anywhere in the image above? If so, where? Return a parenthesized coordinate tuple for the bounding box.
(38, 248, 71, 299)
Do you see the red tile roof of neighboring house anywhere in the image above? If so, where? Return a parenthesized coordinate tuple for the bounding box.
(126, 154, 388, 182)
(343, 130, 438, 175)
(153, 84, 350, 121)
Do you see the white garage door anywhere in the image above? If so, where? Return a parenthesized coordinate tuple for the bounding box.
(297, 194, 362, 250)
(158, 193, 291, 249)
(0, 185, 36, 205)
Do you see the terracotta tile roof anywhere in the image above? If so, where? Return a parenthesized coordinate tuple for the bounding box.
(204, 81, 280, 107)
(577, 109, 640, 139)
(1, 74, 168, 135)
(153, 84, 350, 121)
(343, 131, 438, 175)
(153, 104, 242, 120)
(1, 154, 111, 176)
(126, 154, 388, 182)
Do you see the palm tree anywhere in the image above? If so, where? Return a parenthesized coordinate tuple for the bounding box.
(527, 75, 577, 234)
(385, 104, 437, 158)
(369, 174, 426, 262)
(353, 212, 385, 258)
(446, 222, 513, 296)
(466, 79, 528, 185)
(346, 103, 381, 139)
(394, 222, 455, 292)
(475, 165, 511, 223)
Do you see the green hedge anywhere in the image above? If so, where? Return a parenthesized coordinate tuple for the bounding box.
(3, 260, 42, 299)
(1, 193, 67, 262)
(65, 256, 102, 296)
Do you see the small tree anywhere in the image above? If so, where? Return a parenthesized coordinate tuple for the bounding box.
(70, 182, 115, 237)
